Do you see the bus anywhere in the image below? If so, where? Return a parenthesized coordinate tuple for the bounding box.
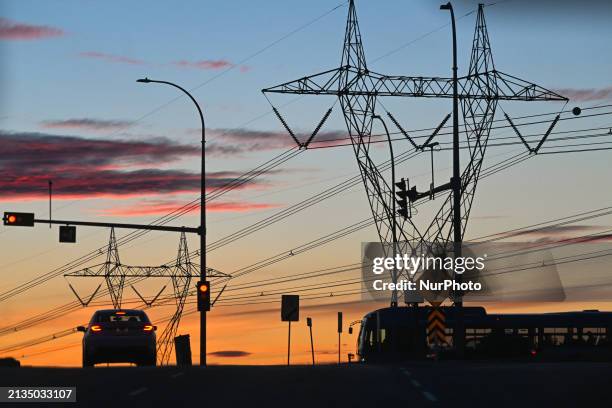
(354, 306, 612, 362)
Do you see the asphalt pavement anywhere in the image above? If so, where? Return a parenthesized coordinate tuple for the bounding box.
(1, 361, 611, 407)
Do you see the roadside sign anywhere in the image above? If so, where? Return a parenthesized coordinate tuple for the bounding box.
(281, 295, 299, 322)
(427, 302, 447, 345)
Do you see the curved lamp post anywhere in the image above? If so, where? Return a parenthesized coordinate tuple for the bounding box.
(136, 77, 208, 366)
(372, 114, 399, 308)
(440, 2, 465, 357)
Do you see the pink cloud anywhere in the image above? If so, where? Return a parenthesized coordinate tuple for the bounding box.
(0, 131, 270, 201)
(40, 118, 133, 132)
(172, 59, 250, 72)
(95, 199, 280, 217)
(172, 59, 234, 70)
(0, 18, 63, 40)
(78, 51, 146, 65)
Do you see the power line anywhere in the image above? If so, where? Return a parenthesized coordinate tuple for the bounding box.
(1, 133, 608, 339)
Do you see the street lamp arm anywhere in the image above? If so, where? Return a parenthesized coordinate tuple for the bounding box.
(137, 78, 205, 137)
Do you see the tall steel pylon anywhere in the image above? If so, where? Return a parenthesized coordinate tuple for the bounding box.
(156, 232, 196, 365)
(263, 1, 567, 306)
(104, 228, 124, 308)
(64, 229, 229, 365)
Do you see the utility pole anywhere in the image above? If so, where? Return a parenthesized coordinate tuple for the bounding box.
(307, 317, 315, 365)
(48, 180, 52, 229)
(137, 78, 208, 366)
(337, 312, 343, 364)
(287, 321, 291, 366)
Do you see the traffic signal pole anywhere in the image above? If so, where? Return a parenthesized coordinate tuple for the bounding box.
(3, 213, 199, 234)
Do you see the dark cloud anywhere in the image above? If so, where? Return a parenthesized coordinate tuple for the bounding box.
(0, 18, 63, 41)
(0, 131, 265, 200)
(206, 128, 348, 156)
(506, 225, 612, 244)
(553, 86, 612, 102)
(78, 51, 146, 66)
(206, 143, 245, 157)
(529, 232, 612, 245)
(40, 118, 133, 132)
(207, 350, 251, 357)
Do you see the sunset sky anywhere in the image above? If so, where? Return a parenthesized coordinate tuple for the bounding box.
(1, 0, 611, 366)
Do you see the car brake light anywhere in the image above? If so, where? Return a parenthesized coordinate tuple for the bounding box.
(143, 325, 154, 332)
(91, 325, 102, 332)
(115, 311, 126, 315)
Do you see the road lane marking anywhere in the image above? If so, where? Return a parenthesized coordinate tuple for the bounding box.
(402, 368, 437, 403)
(171, 372, 184, 379)
(128, 387, 148, 397)
(422, 391, 438, 402)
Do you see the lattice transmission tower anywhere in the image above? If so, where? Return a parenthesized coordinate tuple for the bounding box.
(64, 228, 229, 365)
(263, 1, 567, 306)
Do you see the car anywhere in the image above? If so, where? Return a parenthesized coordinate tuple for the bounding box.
(77, 309, 157, 367)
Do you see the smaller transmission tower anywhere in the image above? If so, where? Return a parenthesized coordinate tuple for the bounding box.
(65, 229, 229, 365)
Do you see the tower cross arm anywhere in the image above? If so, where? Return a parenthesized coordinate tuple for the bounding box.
(371, 71, 567, 101)
(490, 71, 568, 101)
(263, 68, 567, 102)
(262, 67, 345, 95)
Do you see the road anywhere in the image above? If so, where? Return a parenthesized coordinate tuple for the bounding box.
(1, 362, 611, 407)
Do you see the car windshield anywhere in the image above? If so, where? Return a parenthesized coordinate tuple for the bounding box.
(94, 311, 149, 323)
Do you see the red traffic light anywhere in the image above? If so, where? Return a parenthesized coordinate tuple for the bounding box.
(3, 212, 35, 227)
(196, 281, 211, 312)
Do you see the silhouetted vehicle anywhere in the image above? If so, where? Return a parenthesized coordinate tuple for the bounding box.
(0, 357, 20, 367)
(354, 306, 612, 362)
(77, 309, 157, 367)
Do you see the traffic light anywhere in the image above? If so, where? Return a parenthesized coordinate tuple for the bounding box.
(59, 225, 77, 243)
(3, 212, 35, 227)
(196, 281, 211, 312)
(394, 179, 409, 219)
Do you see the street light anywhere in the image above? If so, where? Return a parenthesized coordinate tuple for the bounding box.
(137, 77, 208, 366)
(440, 1, 465, 357)
(372, 115, 399, 308)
